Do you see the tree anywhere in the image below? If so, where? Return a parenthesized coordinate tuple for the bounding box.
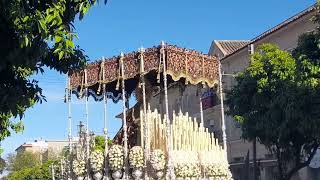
(0, 0, 106, 148)
(226, 3, 320, 179)
(7, 151, 41, 172)
(0, 157, 6, 174)
(94, 135, 112, 151)
(226, 43, 320, 180)
(7, 160, 54, 180)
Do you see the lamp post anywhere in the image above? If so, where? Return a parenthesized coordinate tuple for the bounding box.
(218, 43, 258, 180)
(218, 60, 237, 158)
(218, 60, 227, 156)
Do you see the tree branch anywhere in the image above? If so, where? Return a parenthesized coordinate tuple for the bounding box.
(285, 143, 319, 180)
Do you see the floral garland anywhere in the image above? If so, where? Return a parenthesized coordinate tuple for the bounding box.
(108, 145, 124, 171)
(150, 149, 166, 171)
(172, 151, 201, 178)
(129, 146, 144, 168)
(90, 150, 104, 172)
(72, 159, 86, 177)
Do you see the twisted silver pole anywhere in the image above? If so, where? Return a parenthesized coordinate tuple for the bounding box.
(102, 58, 110, 179)
(139, 47, 149, 180)
(198, 85, 204, 125)
(120, 52, 129, 179)
(84, 69, 91, 179)
(161, 41, 175, 180)
(66, 74, 72, 179)
(66, 75, 72, 154)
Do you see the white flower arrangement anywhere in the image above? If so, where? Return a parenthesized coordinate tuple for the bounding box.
(72, 159, 86, 176)
(174, 163, 201, 178)
(199, 150, 233, 180)
(108, 145, 124, 171)
(90, 150, 104, 172)
(129, 146, 144, 168)
(150, 149, 166, 171)
(172, 151, 201, 178)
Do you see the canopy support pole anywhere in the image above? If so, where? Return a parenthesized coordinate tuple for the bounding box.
(84, 69, 91, 179)
(102, 59, 110, 180)
(120, 52, 129, 180)
(161, 41, 175, 180)
(139, 47, 149, 180)
(198, 85, 204, 125)
(66, 74, 72, 179)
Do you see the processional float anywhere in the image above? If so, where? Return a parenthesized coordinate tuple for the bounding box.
(56, 42, 232, 180)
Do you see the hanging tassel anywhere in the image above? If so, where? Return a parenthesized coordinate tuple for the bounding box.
(116, 55, 122, 91)
(157, 64, 161, 84)
(116, 80, 120, 91)
(185, 54, 189, 85)
(202, 81, 207, 88)
(79, 72, 85, 98)
(157, 73, 160, 84)
(97, 59, 105, 95)
(157, 48, 162, 84)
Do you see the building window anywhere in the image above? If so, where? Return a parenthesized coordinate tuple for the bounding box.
(201, 89, 220, 109)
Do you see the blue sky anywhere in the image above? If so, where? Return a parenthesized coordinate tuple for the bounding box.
(1, 0, 316, 156)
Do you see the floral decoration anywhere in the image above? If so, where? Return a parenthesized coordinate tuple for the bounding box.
(199, 151, 233, 180)
(72, 159, 86, 176)
(90, 150, 104, 172)
(150, 149, 166, 171)
(172, 150, 201, 178)
(129, 146, 144, 168)
(108, 145, 124, 171)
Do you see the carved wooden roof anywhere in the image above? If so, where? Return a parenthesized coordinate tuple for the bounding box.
(69, 44, 219, 101)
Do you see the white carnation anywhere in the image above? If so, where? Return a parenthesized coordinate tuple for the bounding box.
(90, 150, 104, 172)
(150, 149, 166, 171)
(108, 145, 124, 171)
(199, 150, 233, 180)
(72, 159, 86, 176)
(129, 146, 144, 168)
(172, 151, 201, 178)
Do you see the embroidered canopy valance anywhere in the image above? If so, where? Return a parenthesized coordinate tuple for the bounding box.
(69, 43, 219, 101)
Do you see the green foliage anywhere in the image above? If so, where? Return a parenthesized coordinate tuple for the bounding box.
(227, 43, 296, 140)
(94, 135, 112, 151)
(7, 160, 53, 180)
(226, 43, 320, 180)
(7, 151, 41, 172)
(0, 0, 106, 146)
(0, 157, 6, 174)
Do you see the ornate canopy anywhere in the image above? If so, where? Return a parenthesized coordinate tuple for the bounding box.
(69, 43, 219, 102)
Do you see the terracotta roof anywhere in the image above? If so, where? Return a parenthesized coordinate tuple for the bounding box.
(215, 40, 251, 56)
(221, 3, 317, 61)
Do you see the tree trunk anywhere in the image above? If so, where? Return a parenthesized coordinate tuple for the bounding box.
(276, 148, 286, 180)
(276, 144, 319, 180)
(253, 138, 258, 180)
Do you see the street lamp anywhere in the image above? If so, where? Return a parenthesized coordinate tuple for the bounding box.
(218, 61, 227, 155)
(218, 60, 237, 158)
